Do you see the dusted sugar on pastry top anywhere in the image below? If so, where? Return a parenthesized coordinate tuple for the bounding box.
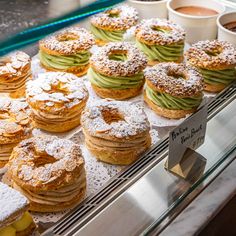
(144, 63, 204, 119)
(185, 40, 236, 93)
(0, 182, 36, 236)
(90, 5, 138, 46)
(26, 72, 89, 132)
(0, 98, 32, 168)
(0, 51, 31, 98)
(88, 42, 147, 100)
(81, 99, 151, 165)
(39, 27, 95, 76)
(135, 18, 186, 65)
(7, 135, 86, 212)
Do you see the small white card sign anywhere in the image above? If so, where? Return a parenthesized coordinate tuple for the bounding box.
(167, 105, 208, 170)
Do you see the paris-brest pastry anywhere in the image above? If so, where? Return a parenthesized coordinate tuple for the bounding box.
(7, 135, 87, 212)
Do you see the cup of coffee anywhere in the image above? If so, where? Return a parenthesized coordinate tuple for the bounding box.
(217, 11, 236, 46)
(128, 0, 168, 19)
(167, 0, 225, 44)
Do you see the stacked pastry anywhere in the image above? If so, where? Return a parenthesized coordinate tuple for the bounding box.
(39, 27, 95, 76)
(186, 40, 236, 92)
(144, 63, 204, 119)
(7, 135, 86, 212)
(90, 5, 138, 45)
(88, 42, 147, 100)
(0, 182, 36, 236)
(0, 51, 31, 98)
(81, 100, 151, 165)
(26, 72, 89, 132)
(0, 98, 32, 167)
(135, 18, 185, 65)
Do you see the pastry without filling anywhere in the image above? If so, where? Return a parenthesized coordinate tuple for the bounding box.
(7, 135, 87, 212)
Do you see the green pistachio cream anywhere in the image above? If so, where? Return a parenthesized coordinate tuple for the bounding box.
(90, 24, 125, 42)
(198, 67, 236, 86)
(136, 39, 184, 62)
(88, 67, 144, 90)
(39, 50, 90, 70)
(146, 85, 202, 110)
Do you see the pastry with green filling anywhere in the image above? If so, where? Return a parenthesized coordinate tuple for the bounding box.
(186, 40, 236, 93)
(90, 5, 138, 46)
(88, 42, 147, 100)
(39, 26, 95, 76)
(0, 183, 36, 236)
(135, 18, 185, 65)
(144, 63, 204, 119)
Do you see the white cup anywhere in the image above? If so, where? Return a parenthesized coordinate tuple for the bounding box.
(128, 0, 168, 19)
(167, 0, 225, 44)
(217, 11, 236, 46)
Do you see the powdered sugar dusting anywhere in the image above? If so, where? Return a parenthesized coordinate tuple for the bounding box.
(90, 42, 147, 77)
(135, 18, 185, 45)
(40, 27, 95, 55)
(8, 136, 84, 187)
(186, 40, 236, 69)
(26, 72, 88, 109)
(0, 98, 32, 143)
(0, 182, 29, 227)
(91, 4, 138, 31)
(0, 51, 30, 77)
(81, 99, 150, 139)
(144, 62, 204, 97)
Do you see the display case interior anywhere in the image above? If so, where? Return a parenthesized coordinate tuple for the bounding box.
(0, 0, 236, 236)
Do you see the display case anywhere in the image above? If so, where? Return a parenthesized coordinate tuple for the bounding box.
(0, 0, 236, 235)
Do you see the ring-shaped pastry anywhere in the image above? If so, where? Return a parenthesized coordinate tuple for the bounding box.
(144, 63, 204, 119)
(90, 5, 138, 45)
(186, 40, 236, 92)
(0, 98, 32, 167)
(0, 51, 31, 98)
(26, 72, 89, 132)
(81, 99, 151, 165)
(88, 42, 147, 100)
(39, 27, 95, 76)
(7, 135, 86, 212)
(135, 18, 185, 65)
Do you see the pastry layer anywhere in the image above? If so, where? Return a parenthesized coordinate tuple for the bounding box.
(39, 49, 90, 70)
(0, 71, 31, 93)
(84, 129, 151, 165)
(146, 85, 202, 110)
(90, 24, 124, 42)
(88, 67, 144, 89)
(30, 106, 83, 132)
(0, 143, 19, 161)
(198, 67, 236, 85)
(136, 39, 184, 62)
(13, 168, 86, 212)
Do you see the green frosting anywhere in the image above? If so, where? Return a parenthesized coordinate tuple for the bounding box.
(198, 67, 236, 86)
(90, 24, 125, 42)
(136, 39, 184, 62)
(88, 67, 144, 89)
(146, 85, 202, 110)
(39, 50, 90, 70)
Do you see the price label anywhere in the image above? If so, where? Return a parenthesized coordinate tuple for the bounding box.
(167, 105, 207, 169)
